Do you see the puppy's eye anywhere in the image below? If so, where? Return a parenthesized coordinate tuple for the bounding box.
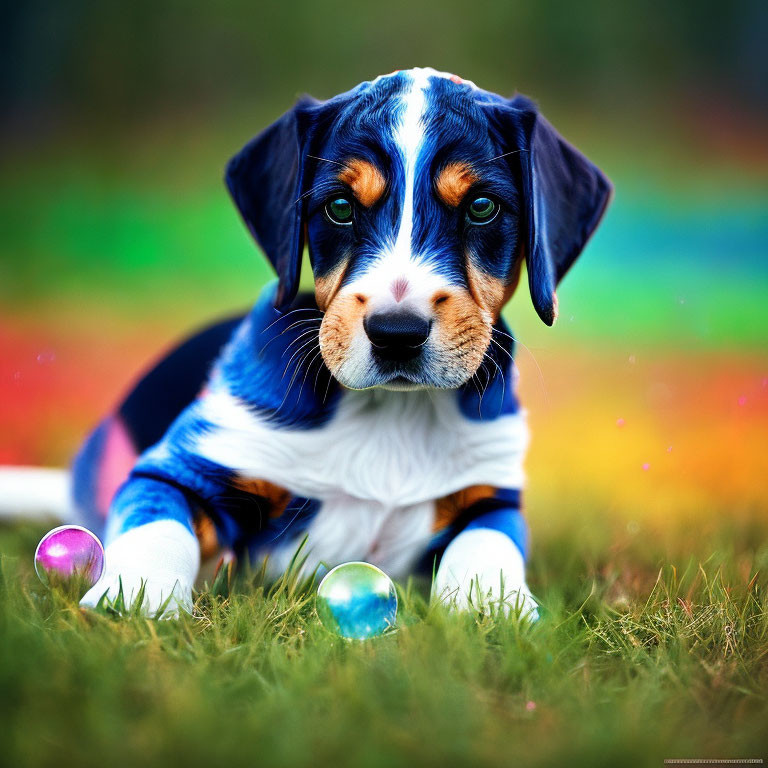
(467, 196, 499, 224)
(325, 197, 354, 226)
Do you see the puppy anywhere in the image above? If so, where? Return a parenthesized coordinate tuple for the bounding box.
(73, 68, 611, 617)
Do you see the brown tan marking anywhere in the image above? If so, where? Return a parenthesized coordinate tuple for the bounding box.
(465, 247, 524, 320)
(193, 510, 220, 560)
(466, 262, 514, 320)
(338, 159, 386, 208)
(233, 478, 292, 519)
(318, 291, 369, 378)
(315, 258, 349, 311)
(435, 162, 478, 208)
(434, 485, 497, 532)
(431, 287, 492, 382)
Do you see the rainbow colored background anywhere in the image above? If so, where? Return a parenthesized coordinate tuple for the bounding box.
(2, 2, 767, 542)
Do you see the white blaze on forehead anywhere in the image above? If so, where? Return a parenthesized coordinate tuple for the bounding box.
(392, 68, 430, 262)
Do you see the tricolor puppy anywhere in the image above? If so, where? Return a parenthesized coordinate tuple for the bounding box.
(73, 68, 611, 617)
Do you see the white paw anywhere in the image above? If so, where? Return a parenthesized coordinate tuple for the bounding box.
(433, 528, 539, 621)
(80, 570, 193, 618)
(79, 519, 199, 619)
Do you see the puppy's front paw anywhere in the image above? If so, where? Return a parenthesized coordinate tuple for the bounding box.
(433, 528, 539, 621)
(79, 519, 199, 619)
(80, 571, 193, 618)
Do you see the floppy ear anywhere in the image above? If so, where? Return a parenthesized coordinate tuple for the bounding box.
(493, 97, 612, 325)
(225, 99, 318, 310)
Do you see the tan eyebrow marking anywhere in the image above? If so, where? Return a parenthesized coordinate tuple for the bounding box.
(435, 162, 478, 207)
(337, 159, 386, 208)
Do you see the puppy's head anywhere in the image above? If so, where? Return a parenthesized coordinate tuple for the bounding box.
(226, 68, 611, 390)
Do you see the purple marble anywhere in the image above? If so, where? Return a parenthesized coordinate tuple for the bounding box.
(34, 525, 105, 586)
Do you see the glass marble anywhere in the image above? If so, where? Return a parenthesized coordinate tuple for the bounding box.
(316, 561, 397, 640)
(34, 525, 105, 587)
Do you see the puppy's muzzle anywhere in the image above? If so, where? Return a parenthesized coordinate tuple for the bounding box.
(363, 310, 432, 363)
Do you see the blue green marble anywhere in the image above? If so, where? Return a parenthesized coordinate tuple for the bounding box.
(316, 562, 397, 640)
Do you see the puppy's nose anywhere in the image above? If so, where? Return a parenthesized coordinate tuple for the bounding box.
(364, 311, 432, 362)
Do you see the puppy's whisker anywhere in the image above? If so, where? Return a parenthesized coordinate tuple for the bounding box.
(306, 154, 346, 168)
(262, 307, 322, 336)
(264, 497, 311, 544)
(271, 317, 322, 338)
(482, 149, 527, 164)
(259, 319, 321, 355)
(492, 326, 549, 407)
(489, 337, 513, 361)
(280, 329, 322, 358)
(277, 341, 320, 411)
(476, 370, 488, 414)
(282, 326, 321, 343)
(469, 359, 491, 415)
(322, 365, 334, 404)
(484, 352, 504, 379)
(292, 178, 342, 207)
(312, 349, 331, 394)
(286, 346, 320, 402)
(292, 184, 323, 207)
(469, 372, 483, 405)
(283, 318, 323, 333)
(280, 341, 318, 381)
(297, 348, 324, 403)
(277, 339, 317, 369)
(483, 351, 507, 418)
(490, 325, 517, 342)
(282, 337, 320, 379)
(293, 337, 321, 369)
(216, 495, 264, 531)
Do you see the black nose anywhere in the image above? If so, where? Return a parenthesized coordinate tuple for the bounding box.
(364, 311, 432, 362)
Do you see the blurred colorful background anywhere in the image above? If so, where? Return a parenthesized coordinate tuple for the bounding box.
(1, 0, 766, 553)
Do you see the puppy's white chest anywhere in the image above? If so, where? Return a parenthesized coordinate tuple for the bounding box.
(195, 387, 529, 507)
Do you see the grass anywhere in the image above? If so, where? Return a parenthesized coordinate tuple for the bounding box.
(1, 510, 766, 768)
